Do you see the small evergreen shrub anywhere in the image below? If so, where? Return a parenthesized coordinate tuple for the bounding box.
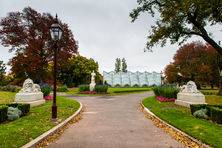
(124, 84, 131, 88)
(78, 85, 90, 92)
(193, 109, 208, 119)
(190, 104, 207, 115)
(7, 107, 22, 121)
(133, 84, 140, 88)
(7, 103, 30, 116)
(0, 105, 8, 123)
(57, 85, 68, 92)
(142, 84, 148, 87)
(40, 84, 52, 97)
(114, 84, 121, 88)
(153, 86, 179, 99)
(95, 85, 108, 93)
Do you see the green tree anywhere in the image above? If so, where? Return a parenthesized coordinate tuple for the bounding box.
(58, 55, 100, 86)
(130, 0, 222, 55)
(0, 60, 6, 85)
(115, 58, 121, 73)
(122, 58, 127, 72)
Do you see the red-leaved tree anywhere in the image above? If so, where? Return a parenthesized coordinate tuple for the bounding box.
(0, 7, 78, 84)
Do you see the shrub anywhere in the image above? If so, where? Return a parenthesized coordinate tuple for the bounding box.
(40, 84, 52, 97)
(114, 84, 121, 88)
(190, 104, 207, 115)
(78, 85, 89, 92)
(153, 86, 179, 99)
(7, 107, 21, 121)
(0, 105, 8, 123)
(142, 84, 148, 87)
(133, 84, 140, 87)
(0, 85, 21, 92)
(208, 106, 222, 124)
(124, 84, 131, 88)
(95, 85, 108, 93)
(57, 85, 68, 92)
(7, 103, 30, 116)
(193, 109, 208, 119)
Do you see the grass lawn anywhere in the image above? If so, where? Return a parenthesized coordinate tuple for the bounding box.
(67, 87, 152, 96)
(0, 96, 80, 148)
(142, 96, 222, 148)
(205, 95, 222, 105)
(0, 91, 16, 104)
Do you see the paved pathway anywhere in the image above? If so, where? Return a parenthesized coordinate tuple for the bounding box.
(48, 92, 183, 148)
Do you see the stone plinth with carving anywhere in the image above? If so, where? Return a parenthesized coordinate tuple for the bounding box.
(175, 81, 206, 108)
(90, 71, 96, 91)
(15, 78, 45, 107)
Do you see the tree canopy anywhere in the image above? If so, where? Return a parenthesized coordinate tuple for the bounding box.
(0, 60, 6, 85)
(130, 0, 222, 55)
(164, 42, 222, 87)
(0, 7, 78, 84)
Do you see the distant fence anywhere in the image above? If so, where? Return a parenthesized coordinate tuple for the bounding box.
(103, 71, 161, 87)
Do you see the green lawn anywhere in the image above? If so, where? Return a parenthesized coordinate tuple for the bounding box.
(205, 95, 222, 105)
(142, 96, 222, 148)
(0, 91, 16, 104)
(0, 96, 80, 148)
(67, 87, 152, 96)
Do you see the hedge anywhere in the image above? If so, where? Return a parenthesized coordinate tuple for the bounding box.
(153, 86, 179, 99)
(0, 105, 8, 123)
(191, 104, 222, 124)
(78, 85, 90, 92)
(6, 103, 30, 116)
(95, 85, 108, 93)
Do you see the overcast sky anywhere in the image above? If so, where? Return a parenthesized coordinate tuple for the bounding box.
(0, 0, 220, 74)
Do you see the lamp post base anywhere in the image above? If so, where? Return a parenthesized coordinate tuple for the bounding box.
(52, 105, 57, 119)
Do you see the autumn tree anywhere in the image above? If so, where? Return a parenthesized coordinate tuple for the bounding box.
(0, 7, 78, 84)
(122, 58, 127, 73)
(0, 60, 6, 85)
(130, 0, 222, 55)
(164, 42, 222, 88)
(58, 55, 100, 86)
(115, 58, 121, 73)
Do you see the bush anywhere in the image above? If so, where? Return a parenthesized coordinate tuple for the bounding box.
(190, 104, 207, 115)
(78, 85, 89, 92)
(193, 109, 208, 119)
(153, 86, 179, 99)
(0, 85, 21, 92)
(95, 85, 108, 93)
(124, 84, 131, 88)
(40, 84, 52, 97)
(7, 103, 30, 116)
(0, 105, 8, 123)
(142, 84, 148, 87)
(57, 85, 68, 92)
(7, 107, 21, 121)
(208, 106, 222, 124)
(133, 84, 140, 87)
(114, 84, 121, 88)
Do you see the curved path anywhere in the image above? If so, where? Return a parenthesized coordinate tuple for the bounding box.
(48, 92, 183, 148)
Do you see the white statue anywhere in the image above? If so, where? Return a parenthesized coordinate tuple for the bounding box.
(179, 81, 200, 93)
(19, 78, 41, 93)
(90, 71, 96, 91)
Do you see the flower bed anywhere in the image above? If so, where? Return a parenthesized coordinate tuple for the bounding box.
(44, 95, 53, 100)
(156, 96, 176, 102)
(80, 91, 96, 94)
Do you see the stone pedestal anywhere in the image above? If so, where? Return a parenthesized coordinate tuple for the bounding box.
(15, 92, 45, 107)
(90, 83, 96, 91)
(175, 92, 206, 108)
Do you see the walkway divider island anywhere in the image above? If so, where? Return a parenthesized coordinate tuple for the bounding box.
(103, 71, 161, 87)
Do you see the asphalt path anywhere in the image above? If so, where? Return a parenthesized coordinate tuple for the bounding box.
(47, 92, 183, 148)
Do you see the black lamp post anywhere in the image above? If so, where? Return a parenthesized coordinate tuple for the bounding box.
(50, 14, 63, 119)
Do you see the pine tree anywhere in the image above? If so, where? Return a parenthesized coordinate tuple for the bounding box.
(122, 58, 127, 73)
(115, 58, 121, 73)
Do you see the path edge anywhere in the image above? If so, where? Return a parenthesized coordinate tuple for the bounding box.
(22, 102, 83, 148)
(140, 100, 211, 148)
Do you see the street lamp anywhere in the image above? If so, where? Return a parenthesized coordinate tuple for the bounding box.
(50, 14, 63, 119)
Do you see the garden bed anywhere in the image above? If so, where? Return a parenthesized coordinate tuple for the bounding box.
(142, 96, 222, 148)
(0, 96, 80, 148)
